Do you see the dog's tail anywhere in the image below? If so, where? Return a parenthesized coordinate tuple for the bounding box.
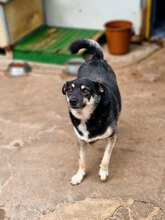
(69, 39, 103, 59)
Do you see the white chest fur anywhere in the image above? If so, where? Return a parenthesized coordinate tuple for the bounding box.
(73, 121, 113, 143)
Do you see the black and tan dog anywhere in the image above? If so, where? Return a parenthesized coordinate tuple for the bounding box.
(62, 39, 121, 185)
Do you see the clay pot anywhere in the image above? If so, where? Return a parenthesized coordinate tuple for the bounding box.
(104, 20, 133, 54)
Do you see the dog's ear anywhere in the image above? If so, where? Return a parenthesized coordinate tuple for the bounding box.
(94, 82, 105, 94)
(62, 82, 69, 95)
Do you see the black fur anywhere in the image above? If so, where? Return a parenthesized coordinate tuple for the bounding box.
(63, 39, 121, 142)
(70, 39, 103, 59)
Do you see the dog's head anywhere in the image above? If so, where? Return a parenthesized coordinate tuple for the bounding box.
(62, 78, 105, 119)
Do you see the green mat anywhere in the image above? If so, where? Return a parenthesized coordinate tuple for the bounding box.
(13, 26, 104, 65)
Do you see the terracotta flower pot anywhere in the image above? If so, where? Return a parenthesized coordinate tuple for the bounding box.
(104, 20, 133, 55)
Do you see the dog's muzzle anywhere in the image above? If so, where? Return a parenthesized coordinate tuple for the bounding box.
(69, 97, 86, 109)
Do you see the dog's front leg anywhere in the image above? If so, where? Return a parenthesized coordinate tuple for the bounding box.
(71, 139, 87, 185)
(99, 135, 117, 181)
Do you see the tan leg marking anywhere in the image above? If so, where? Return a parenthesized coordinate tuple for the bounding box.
(71, 140, 87, 185)
(79, 159, 85, 169)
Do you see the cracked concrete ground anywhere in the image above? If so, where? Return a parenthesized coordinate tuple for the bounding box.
(0, 42, 165, 219)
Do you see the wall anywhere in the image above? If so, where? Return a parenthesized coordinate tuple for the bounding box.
(44, 0, 143, 35)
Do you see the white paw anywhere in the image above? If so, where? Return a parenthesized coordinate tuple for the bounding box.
(71, 170, 85, 185)
(99, 169, 109, 181)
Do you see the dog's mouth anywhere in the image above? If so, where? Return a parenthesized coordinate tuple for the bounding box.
(70, 103, 86, 109)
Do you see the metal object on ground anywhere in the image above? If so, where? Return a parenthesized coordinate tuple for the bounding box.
(65, 58, 85, 75)
(7, 61, 31, 76)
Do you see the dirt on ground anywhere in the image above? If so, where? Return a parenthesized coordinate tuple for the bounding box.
(0, 43, 165, 219)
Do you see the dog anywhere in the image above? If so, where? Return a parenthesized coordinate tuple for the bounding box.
(62, 39, 121, 185)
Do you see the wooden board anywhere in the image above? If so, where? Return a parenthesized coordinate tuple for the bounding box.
(13, 26, 104, 65)
(0, 5, 8, 47)
(4, 0, 44, 44)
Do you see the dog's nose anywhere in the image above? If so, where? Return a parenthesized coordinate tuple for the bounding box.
(70, 98, 78, 107)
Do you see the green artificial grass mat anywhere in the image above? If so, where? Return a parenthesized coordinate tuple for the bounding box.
(13, 26, 104, 65)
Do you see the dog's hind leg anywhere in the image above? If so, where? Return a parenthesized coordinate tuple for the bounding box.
(99, 135, 117, 181)
(71, 139, 87, 185)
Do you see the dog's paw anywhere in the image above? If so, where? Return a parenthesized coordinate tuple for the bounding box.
(99, 169, 109, 181)
(71, 170, 85, 185)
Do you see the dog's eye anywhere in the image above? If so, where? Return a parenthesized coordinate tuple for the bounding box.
(83, 89, 89, 94)
(69, 88, 73, 93)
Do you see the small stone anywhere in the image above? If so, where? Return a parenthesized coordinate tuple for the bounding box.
(9, 139, 23, 148)
(144, 73, 159, 82)
(131, 71, 144, 80)
(0, 209, 6, 220)
(152, 91, 157, 96)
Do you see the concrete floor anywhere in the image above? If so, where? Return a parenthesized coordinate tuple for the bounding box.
(0, 42, 165, 219)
